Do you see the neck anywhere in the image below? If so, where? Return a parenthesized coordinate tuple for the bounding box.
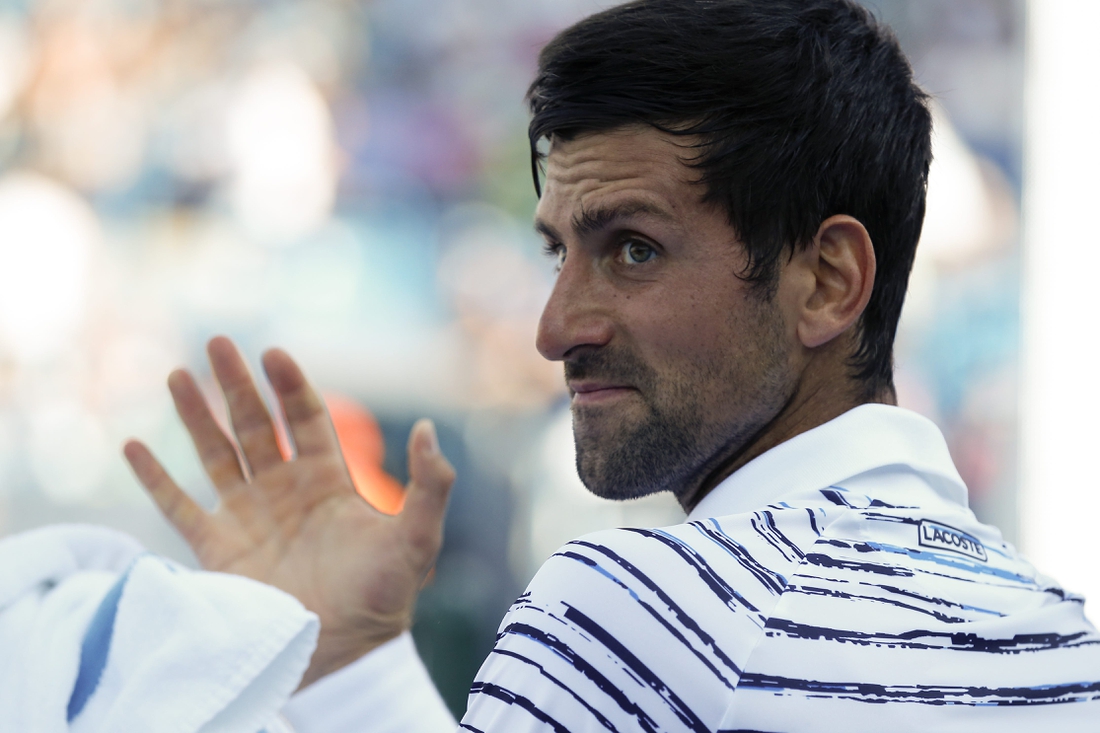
(677, 360, 896, 513)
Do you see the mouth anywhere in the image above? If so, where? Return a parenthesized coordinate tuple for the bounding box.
(569, 381, 637, 406)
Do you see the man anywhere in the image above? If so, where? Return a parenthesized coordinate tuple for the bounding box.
(123, 0, 1100, 730)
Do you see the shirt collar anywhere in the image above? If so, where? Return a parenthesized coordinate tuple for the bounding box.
(686, 404, 967, 521)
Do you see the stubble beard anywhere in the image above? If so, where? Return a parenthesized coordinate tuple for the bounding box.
(568, 305, 793, 503)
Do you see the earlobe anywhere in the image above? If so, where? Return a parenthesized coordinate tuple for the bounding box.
(794, 215, 876, 350)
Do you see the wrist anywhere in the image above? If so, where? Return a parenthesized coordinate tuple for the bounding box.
(299, 624, 407, 689)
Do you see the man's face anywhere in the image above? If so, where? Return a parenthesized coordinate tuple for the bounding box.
(534, 126, 799, 502)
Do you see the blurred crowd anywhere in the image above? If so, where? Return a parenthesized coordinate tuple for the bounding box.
(0, 0, 1024, 714)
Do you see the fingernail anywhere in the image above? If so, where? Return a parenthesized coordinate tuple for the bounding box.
(423, 419, 439, 455)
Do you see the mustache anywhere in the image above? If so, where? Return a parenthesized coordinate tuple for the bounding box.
(564, 347, 655, 388)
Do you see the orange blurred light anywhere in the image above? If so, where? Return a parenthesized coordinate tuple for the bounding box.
(324, 393, 405, 515)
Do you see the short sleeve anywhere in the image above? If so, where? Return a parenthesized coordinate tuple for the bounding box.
(282, 632, 455, 733)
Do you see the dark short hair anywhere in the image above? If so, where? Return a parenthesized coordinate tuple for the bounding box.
(527, 0, 932, 397)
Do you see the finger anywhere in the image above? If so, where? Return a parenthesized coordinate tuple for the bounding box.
(208, 336, 284, 474)
(168, 369, 245, 490)
(123, 439, 211, 550)
(263, 347, 341, 458)
(399, 419, 455, 561)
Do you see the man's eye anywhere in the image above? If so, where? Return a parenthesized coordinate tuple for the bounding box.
(622, 240, 656, 264)
(543, 242, 566, 270)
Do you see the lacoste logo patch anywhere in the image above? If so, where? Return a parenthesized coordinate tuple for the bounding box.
(918, 520, 987, 562)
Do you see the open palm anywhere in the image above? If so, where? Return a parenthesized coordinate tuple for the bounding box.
(123, 336, 455, 687)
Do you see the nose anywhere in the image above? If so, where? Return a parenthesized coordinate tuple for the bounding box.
(536, 254, 614, 361)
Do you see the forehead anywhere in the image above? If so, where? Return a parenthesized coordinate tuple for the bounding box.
(537, 127, 702, 222)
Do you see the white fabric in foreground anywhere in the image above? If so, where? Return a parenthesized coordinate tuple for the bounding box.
(282, 631, 455, 733)
(0, 524, 319, 733)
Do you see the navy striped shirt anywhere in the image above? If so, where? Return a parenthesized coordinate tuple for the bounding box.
(457, 405, 1100, 732)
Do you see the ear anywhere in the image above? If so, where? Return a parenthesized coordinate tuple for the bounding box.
(788, 215, 876, 350)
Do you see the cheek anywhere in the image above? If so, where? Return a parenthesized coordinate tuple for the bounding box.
(628, 294, 741, 369)
(630, 285, 790, 394)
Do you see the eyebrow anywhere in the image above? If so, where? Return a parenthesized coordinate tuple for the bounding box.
(534, 200, 678, 241)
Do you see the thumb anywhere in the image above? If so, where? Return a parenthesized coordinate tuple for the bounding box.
(400, 419, 455, 561)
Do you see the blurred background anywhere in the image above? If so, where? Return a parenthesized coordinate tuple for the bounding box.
(0, 0, 1046, 716)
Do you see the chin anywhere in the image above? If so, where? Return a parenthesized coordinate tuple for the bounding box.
(574, 439, 679, 501)
(571, 389, 708, 501)
(579, 472, 667, 502)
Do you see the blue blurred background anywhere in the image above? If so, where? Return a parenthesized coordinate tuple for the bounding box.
(0, 0, 1025, 715)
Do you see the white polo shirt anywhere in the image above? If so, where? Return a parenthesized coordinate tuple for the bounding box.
(284, 404, 1100, 732)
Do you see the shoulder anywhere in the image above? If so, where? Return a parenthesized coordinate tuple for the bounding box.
(520, 508, 827, 615)
(464, 514, 819, 732)
(496, 511, 824, 675)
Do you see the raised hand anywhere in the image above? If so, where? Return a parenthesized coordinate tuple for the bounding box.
(123, 336, 455, 687)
